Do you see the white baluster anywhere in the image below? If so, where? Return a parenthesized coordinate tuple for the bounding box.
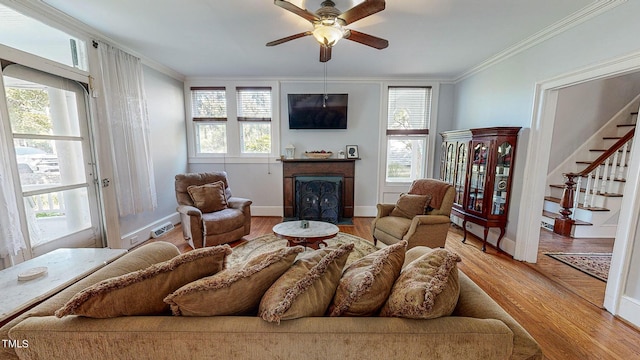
(572, 177, 582, 219)
(600, 157, 610, 195)
(618, 142, 629, 180)
(583, 173, 592, 208)
(609, 150, 620, 193)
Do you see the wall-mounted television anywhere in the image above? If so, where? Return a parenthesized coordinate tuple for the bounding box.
(288, 94, 348, 129)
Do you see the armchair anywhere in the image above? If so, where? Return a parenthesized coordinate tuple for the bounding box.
(175, 172, 252, 248)
(371, 179, 454, 249)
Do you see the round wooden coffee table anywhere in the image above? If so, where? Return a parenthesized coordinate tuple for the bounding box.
(272, 220, 339, 249)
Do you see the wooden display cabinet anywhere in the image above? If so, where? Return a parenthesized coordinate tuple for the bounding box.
(440, 127, 521, 251)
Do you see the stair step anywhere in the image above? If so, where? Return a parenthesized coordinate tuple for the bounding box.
(580, 175, 626, 182)
(589, 148, 630, 153)
(542, 210, 592, 226)
(576, 161, 628, 167)
(549, 184, 623, 197)
(544, 196, 610, 211)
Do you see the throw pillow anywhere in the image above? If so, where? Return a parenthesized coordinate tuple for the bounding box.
(187, 181, 228, 213)
(390, 193, 432, 219)
(164, 246, 304, 316)
(328, 240, 407, 317)
(55, 245, 232, 318)
(380, 248, 461, 319)
(258, 243, 354, 323)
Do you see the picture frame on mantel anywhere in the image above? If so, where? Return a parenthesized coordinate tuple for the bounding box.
(346, 145, 359, 159)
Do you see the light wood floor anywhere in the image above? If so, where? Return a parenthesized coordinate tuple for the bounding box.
(150, 217, 640, 360)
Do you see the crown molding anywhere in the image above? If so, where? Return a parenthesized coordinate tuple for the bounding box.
(454, 0, 625, 83)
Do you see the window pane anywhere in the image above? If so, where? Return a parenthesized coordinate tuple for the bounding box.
(5, 77, 82, 137)
(15, 139, 86, 190)
(237, 87, 272, 121)
(196, 123, 226, 153)
(192, 89, 226, 119)
(387, 87, 431, 130)
(241, 122, 271, 154)
(24, 187, 92, 247)
(386, 137, 426, 182)
(0, 4, 88, 70)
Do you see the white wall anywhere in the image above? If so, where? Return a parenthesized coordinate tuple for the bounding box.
(549, 72, 640, 172)
(118, 65, 187, 246)
(191, 80, 385, 216)
(451, 1, 640, 247)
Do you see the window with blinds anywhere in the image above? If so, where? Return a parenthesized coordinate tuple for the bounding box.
(237, 87, 272, 154)
(191, 87, 227, 153)
(385, 86, 432, 182)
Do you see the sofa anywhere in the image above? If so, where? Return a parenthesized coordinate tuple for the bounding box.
(1, 242, 542, 360)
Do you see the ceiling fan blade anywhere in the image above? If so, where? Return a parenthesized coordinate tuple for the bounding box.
(344, 30, 388, 49)
(266, 32, 312, 46)
(274, 0, 319, 23)
(320, 45, 332, 62)
(339, 0, 385, 25)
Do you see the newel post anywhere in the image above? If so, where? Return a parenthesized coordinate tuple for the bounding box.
(553, 173, 577, 237)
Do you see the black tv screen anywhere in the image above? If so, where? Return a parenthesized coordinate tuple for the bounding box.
(288, 94, 348, 129)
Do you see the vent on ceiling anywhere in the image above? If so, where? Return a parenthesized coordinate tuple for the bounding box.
(151, 222, 174, 238)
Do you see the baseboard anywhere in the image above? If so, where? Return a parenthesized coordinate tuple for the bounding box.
(118, 212, 181, 249)
(450, 216, 516, 256)
(354, 206, 377, 217)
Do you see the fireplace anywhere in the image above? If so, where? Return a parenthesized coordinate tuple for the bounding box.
(281, 158, 356, 223)
(295, 176, 342, 223)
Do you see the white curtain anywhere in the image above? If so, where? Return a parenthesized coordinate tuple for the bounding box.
(0, 73, 27, 258)
(96, 41, 157, 216)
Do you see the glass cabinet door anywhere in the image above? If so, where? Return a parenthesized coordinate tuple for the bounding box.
(492, 141, 513, 215)
(468, 141, 488, 212)
(454, 142, 467, 205)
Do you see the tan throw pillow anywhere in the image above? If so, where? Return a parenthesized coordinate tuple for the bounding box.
(258, 244, 354, 323)
(380, 248, 461, 319)
(328, 240, 407, 317)
(164, 246, 304, 316)
(390, 193, 432, 219)
(187, 181, 228, 213)
(55, 245, 231, 318)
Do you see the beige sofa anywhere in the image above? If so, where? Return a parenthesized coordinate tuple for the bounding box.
(1, 242, 542, 360)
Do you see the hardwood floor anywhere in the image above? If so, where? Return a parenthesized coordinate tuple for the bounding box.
(150, 217, 640, 360)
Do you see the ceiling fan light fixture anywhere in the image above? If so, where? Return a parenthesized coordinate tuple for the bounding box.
(312, 21, 344, 47)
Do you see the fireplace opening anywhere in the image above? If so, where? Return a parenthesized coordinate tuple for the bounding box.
(295, 176, 342, 224)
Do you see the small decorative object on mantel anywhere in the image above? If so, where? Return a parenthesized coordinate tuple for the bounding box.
(285, 144, 296, 159)
(337, 149, 346, 159)
(304, 150, 333, 159)
(346, 145, 359, 159)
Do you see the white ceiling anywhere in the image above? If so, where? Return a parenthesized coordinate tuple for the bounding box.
(41, 0, 595, 79)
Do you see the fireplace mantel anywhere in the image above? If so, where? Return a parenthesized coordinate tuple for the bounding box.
(281, 159, 357, 220)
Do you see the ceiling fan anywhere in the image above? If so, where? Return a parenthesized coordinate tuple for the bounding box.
(266, 0, 389, 62)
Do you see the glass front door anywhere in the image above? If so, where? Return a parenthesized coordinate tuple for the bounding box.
(3, 64, 101, 256)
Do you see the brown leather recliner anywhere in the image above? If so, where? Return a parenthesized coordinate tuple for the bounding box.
(371, 179, 454, 249)
(175, 172, 252, 248)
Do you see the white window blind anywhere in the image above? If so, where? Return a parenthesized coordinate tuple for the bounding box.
(191, 87, 226, 121)
(236, 87, 272, 121)
(387, 87, 431, 132)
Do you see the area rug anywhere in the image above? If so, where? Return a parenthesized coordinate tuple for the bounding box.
(227, 232, 380, 267)
(544, 252, 612, 282)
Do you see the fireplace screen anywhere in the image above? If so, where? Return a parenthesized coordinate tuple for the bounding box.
(295, 176, 342, 223)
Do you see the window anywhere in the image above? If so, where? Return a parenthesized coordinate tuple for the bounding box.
(236, 87, 272, 154)
(188, 83, 276, 160)
(0, 4, 88, 70)
(191, 87, 227, 154)
(385, 87, 432, 182)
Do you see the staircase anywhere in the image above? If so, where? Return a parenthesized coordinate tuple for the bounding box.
(542, 96, 638, 238)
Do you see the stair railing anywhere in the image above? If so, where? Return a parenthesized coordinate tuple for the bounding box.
(554, 128, 634, 236)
